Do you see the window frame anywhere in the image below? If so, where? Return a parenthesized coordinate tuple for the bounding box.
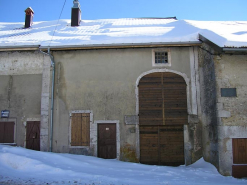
(152, 48, 171, 67)
(69, 110, 93, 148)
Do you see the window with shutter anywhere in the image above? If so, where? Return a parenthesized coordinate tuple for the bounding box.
(71, 113, 90, 146)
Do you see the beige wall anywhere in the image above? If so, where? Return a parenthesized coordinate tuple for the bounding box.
(52, 47, 195, 161)
(0, 51, 44, 146)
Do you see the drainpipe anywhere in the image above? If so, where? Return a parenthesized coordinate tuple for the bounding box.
(39, 48, 55, 152)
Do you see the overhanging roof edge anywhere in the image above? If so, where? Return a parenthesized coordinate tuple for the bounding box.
(39, 42, 202, 50)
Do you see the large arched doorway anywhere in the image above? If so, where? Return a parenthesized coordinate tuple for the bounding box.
(139, 72, 187, 166)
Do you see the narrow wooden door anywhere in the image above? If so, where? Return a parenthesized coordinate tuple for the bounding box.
(98, 124, 116, 159)
(232, 138, 247, 178)
(26, 121, 40, 151)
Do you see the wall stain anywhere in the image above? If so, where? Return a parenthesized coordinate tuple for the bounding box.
(120, 144, 139, 163)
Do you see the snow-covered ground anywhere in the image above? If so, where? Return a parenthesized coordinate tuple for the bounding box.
(0, 145, 246, 185)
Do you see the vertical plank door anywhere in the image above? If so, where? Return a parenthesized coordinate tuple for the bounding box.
(139, 72, 187, 166)
(26, 121, 40, 151)
(98, 124, 116, 159)
(232, 138, 247, 178)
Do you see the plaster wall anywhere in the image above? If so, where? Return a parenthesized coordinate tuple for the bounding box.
(214, 54, 247, 175)
(51, 47, 200, 162)
(0, 51, 44, 147)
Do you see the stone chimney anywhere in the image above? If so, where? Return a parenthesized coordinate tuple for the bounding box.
(71, 0, 81, 26)
(24, 7, 34, 28)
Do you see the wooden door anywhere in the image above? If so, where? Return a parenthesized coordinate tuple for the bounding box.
(98, 124, 116, 159)
(139, 72, 187, 166)
(159, 125, 184, 166)
(26, 121, 40, 151)
(0, 122, 15, 143)
(140, 125, 184, 166)
(140, 126, 159, 164)
(232, 138, 247, 178)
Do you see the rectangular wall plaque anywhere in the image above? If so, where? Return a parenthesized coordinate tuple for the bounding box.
(221, 88, 237, 97)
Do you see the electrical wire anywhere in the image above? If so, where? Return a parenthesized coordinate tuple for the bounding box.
(48, 0, 67, 47)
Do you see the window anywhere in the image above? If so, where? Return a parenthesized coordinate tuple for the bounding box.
(0, 122, 15, 143)
(155, 52, 168, 64)
(152, 49, 171, 67)
(70, 113, 90, 146)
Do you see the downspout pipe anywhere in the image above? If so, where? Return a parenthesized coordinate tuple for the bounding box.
(39, 48, 55, 152)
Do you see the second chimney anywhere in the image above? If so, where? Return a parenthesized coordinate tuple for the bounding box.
(71, 0, 81, 26)
(25, 7, 34, 28)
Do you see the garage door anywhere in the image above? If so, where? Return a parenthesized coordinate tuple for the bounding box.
(139, 72, 187, 165)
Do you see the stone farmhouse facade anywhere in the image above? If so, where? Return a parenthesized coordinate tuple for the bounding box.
(0, 1, 247, 178)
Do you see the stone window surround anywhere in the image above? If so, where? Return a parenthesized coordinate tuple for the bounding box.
(69, 110, 93, 149)
(152, 48, 171, 67)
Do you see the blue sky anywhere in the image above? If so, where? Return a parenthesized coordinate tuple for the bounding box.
(0, 0, 246, 22)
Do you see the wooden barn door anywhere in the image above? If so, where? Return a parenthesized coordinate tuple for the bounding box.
(139, 72, 187, 166)
(26, 121, 40, 151)
(98, 124, 116, 159)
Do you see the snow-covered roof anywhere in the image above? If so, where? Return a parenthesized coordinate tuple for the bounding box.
(0, 18, 247, 49)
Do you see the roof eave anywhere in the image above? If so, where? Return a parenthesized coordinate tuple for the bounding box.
(0, 45, 40, 52)
(223, 47, 247, 54)
(198, 34, 223, 54)
(39, 42, 202, 51)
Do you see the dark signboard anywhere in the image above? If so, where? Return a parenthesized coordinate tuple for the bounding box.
(1, 110, 10, 118)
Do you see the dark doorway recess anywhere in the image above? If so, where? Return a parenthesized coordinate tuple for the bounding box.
(98, 123, 116, 159)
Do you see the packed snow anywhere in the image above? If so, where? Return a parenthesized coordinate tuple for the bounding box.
(0, 145, 246, 185)
(0, 18, 247, 48)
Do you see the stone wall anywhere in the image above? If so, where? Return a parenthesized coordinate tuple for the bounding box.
(214, 53, 247, 176)
(198, 44, 219, 169)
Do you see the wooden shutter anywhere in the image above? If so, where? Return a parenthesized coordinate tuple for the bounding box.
(71, 113, 90, 146)
(0, 122, 15, 143)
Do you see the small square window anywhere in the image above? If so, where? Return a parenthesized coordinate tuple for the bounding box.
(152, 49, 171, 67)
(155, 52, 168, 64)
